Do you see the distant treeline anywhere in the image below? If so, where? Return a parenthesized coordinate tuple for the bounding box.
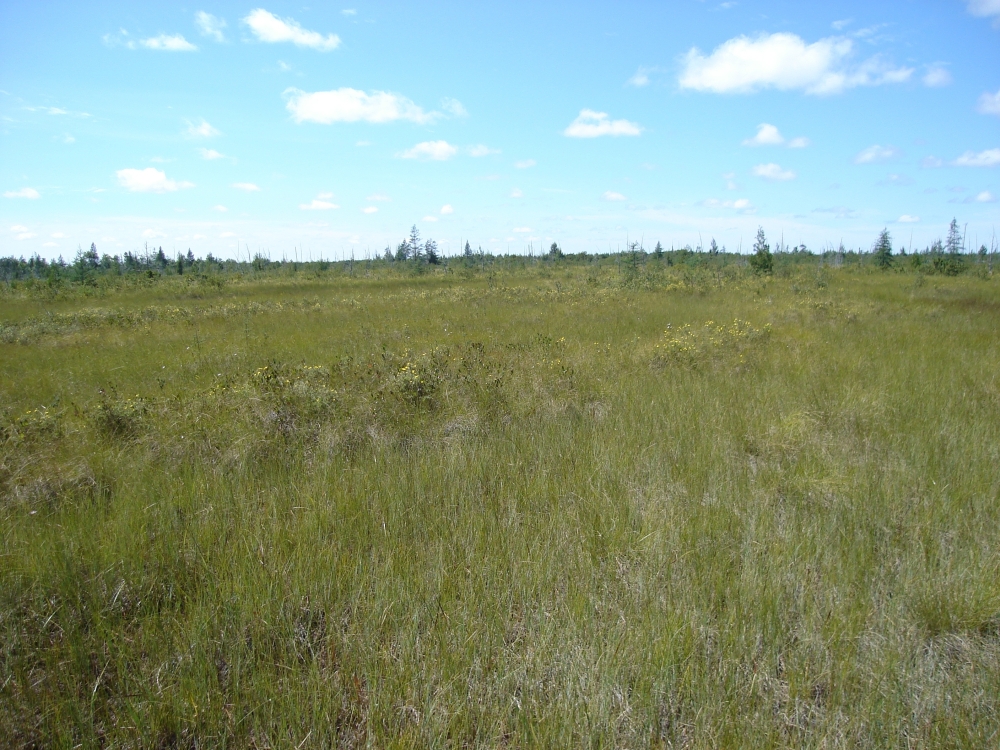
(1, 221, 995, 286)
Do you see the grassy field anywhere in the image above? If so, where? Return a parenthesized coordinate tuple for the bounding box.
(2, 259, 999, 747)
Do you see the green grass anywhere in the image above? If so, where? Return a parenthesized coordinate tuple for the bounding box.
(2, 262, 999, 747)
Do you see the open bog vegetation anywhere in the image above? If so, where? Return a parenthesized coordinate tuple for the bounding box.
(2, 254, 999, 748)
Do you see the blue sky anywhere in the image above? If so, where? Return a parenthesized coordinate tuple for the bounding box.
(2, 0, 999, 260)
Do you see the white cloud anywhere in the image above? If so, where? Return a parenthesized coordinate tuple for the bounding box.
(923, 65, 952, 88)
(232, 182, 260, 191)
(788, 136, 810, 148)
(10, 225, 28, 232)
(317, 192, 334, 199)
(362, 206, 378, 213)
(678, 32, 912, 95)
(975, 190, 997, 202)
(195, 11, 226, 42)
(921, 156, 944, 168)
(43, 241, 57, 247)
(627, 67, 651, 87)
(199, 148, 225, 160)
(213, 205, 228, 212)
(440, 204, 454, 214)
(220, 232, 237, 238)
(854, 144, 900, 164)
(300, 199, 339, 210)
(243, 9, 340, 51)
(743, 123, 784, 146)
(897, 214, 920, 223)
(16, 231, 37, 240)
(515, 159, 536, 169)
(510, 188, 523, 198)
(603, 191, 627, 201)
(753, 163, 796, 180)
(51, 232, 67, 238)
(468, 145, 500, 157)
(342, 9, 357, 16)
(953, 148, 1000, 167)
(564, 109, 642, 138)
(285, 87, 435, 124)
(366, 193, 390, 201)
(832, 18, 853, 30)
(441, 98, 468, 117)
(4, 187, 40, 199)
(977, 89, 1000, 116)
(513, 227, 532, 233)
(422, 216, 438, 222)
(117, 168, 194, 193)
(966, 0, 1000, 21)
(141, 228, 165, 239)
(703, 197, 755, 212)
(141, 34, 197, 51)
(399, 140, 457, 160)
(185, 120, 220, 138)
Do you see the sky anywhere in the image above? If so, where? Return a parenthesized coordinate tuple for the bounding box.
(1, 0, 999, 261)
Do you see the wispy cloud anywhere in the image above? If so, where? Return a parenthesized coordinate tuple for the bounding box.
(953, 148, 1000, 167)
(510, 188, 523, 198)
(897, 214, 920, 223)
(243, 9, 340, 51)
(362, 206, 377, 213)
(4, 187, 40, 199)
(966, 0, 1000, 25)
(441, 98, 468, 117)
(564, 109, 642, 138)
(232, 182, 260, 191)
(973, 190, 997, 202)
(703, 197, 754, 212)
(854, 144, 900, 164)
(185, 119, 220, 138)
(300, 198, 339, 210)
(141, 34, 197, 51)
(978, 88, 1000, 116)
(753, 163, 796, 180)
(399, 140, 457, 160)
(366, 193, 390, 201)
(922, 65, 952, 87)
(440, 204, 454, 214)
(603, 191, 627, 201)
(468, 145, 500, 157)
(117, 168, 194, 193)
(198, 148, 225, 160)
(514, 159, 536, 169)
(627, 66, 653, 87)
(285, 87, 436, 124)
(195, 11, 226, 42)
(678, 32, 912, 95)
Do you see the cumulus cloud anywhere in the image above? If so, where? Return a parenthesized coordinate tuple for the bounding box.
(978, 88, 1000, 116)
(564, 109, 642, 138)
(141, 34, 197, 51)
(243, 9, 340, 50)
(362, 206, 378, 213)
(678, 32, 912, 95)
(923, 65, 952, 87)
(468, 145, 500, 157)
(897, 214, 920, 223)
(974, 190, 997, 202)
(399, 140, 457, 160)
(440, 204, 454, 214)
(952, 148, 1000, 167)
(603, 191, 627, 201)
(743, 123, 784, 146)
(285, 87, 435, 124)
(195, 11, 226, 41)
(854, 144, 900, 164)
(232, 182, 260, 191)
(199, 148, 225, 160)
(703, 197, 754, 211)
(185, 120, 220, 138)
(4, 187, 40, 199)
(753, 163, 796, 180)
(515, 159, 536, 169)
(117, 168, 194, 193)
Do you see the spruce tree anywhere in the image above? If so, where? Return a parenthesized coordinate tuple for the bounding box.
(749, 227, 773, 274)
(873, 228, 893, 269)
